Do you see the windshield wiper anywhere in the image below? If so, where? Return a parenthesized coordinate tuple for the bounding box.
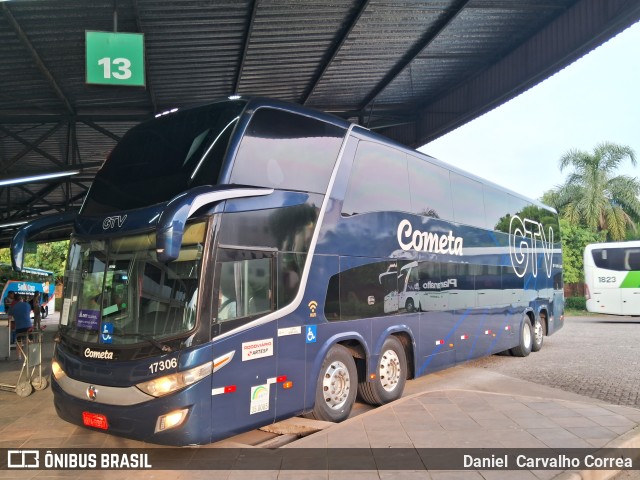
(111, 331, 173, 353)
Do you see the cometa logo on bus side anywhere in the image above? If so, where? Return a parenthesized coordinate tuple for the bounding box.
(397, 219, 463, 256)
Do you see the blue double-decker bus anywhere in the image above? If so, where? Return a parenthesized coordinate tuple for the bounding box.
(11, 97, 564, 445)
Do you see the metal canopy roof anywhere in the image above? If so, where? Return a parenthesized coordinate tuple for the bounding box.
(1, 0, 639, 246)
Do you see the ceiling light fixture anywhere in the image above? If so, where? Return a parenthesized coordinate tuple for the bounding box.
(0, 170, 81, 187)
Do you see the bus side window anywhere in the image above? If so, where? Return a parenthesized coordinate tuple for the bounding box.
(450, 173, 485, 229)
(214, 250, 274, 330)
(342, 141, 411, 216)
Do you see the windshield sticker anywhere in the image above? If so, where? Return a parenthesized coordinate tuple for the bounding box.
(61, 298, 71, 326)
(249, 384, 270, 415)
(77, 309, 100, 330)
(101, 323, 113, 344)
(241, 338, 274, 361)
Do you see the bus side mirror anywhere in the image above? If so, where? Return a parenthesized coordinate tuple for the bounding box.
(10, 212, 76, 272)
(155, 185, 273, 263)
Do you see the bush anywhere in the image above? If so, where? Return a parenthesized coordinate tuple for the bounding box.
(565, 296, 586, 311)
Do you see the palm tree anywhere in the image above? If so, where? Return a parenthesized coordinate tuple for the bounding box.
(554, 142, 640, 241)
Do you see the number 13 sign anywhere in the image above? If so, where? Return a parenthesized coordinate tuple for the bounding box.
(86, 31, 145, 87)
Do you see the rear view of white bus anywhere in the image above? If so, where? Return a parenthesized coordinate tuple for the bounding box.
(584, 241, 640, 315)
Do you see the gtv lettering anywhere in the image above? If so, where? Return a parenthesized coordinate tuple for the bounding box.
(508, 215, 554, 278)
(102, 215, 127, 230)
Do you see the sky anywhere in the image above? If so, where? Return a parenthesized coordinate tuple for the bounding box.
(420, 20, 640, 202)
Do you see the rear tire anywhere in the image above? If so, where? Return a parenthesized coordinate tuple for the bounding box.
(358, 336, 407, 406)
(531, 315, 544, 352)
(510, 316, 532, 357)
(309, 345, 357, 422)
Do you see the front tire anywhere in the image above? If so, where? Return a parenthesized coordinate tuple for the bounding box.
(358, 336, 407, 405)
(510, 316, 533, 357)
(309, 344, 357, 422)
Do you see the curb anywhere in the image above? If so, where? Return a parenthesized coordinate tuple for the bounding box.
(553, 425, 640, 480)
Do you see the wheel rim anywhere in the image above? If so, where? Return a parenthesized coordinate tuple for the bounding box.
(323, 360, 351, 410)
(379, 349, 401, 392)
(523, 322, 532, 348)
(534, 319, 543, 345)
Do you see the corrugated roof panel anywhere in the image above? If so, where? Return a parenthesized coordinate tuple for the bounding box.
(137, 0, 252, 108)
(306, 0, 455, 108)
(237, 0, 363, 101)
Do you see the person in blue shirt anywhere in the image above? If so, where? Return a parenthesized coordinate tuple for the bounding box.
(11, 294, 32, 336)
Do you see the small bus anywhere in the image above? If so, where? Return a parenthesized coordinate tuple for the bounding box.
(1, 263, 55, 318)
(585, 241, 640, 315)
(11, 97, 564, 445)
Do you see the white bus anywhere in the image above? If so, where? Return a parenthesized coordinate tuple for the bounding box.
(584, 241, 640, 315)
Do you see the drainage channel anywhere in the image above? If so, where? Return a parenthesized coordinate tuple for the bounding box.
(246, 401, 376, 448)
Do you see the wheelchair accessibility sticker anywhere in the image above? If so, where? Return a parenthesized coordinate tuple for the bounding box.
(305, 325, 317, 344)
(101, 323, 113, 344)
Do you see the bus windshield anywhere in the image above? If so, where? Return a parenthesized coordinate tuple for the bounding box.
(81, 99, 247, 215)
(60, 222, 205, 346)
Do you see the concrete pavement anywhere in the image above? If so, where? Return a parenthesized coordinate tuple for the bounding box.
(0, 315, 638, 479)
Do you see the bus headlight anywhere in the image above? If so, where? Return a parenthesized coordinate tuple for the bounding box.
(51, 359, 66, 380)
(136, 362, 212, 397)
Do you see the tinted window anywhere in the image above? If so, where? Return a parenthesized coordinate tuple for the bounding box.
(231, 108, 345, 194)
(342, 141, 411, 215)
(325, 260, 400, 321)
(408, 157, 453, 220)
(83, 101, 246, 215)
(214, 249, 274, 333)
(592, 247, 640, 271)
(450, 173, 485, 228)
(484, 186, 527, 232)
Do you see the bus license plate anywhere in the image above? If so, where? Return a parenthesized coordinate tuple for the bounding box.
(82, 411, 108, 430)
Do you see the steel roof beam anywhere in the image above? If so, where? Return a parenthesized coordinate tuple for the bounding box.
(1, 121, 64, 171)
(301, 0, 371, 105)
(234, 0, 259, 94)
(1, 3, 74, 115)
(82, 120, 122, 143)
(133, 0, 158, 114)
(13, 183, 62, 218)
(0, 125, 64, 167)
(358, 0, 470, 112)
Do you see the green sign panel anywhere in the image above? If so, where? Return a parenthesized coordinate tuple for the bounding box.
(86, 31, 145, 86)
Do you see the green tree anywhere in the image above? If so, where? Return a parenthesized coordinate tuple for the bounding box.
(551, 142, 640, 241)
(558, 219, 604, 284)
(0, 241, 68, 282)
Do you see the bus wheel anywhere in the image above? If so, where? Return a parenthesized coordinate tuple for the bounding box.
(510, 317, 532, 357)
(358, 336, 406, 405)
(405, 298, 415, 312)
(310, 345, 357, 422)
(531, 316, 544, 352)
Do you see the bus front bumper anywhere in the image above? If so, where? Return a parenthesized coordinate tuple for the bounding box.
(51, 375, 212, 446)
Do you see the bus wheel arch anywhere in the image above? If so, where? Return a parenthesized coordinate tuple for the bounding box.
(358, 335, 408, 406)
(510, 313, 533, 357)
(308, 343, 358, 422)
